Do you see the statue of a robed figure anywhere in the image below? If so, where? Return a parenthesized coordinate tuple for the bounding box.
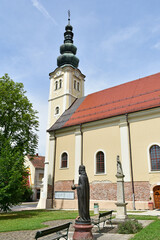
(71, 165, 91, 224)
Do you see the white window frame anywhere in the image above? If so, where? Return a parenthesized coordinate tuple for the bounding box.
(60, 151, 69, 169)
(94, 149, 106, 175)
(147, 143, 160, 173)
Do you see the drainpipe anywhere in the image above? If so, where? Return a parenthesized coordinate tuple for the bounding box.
(51, 134, 57, 208)
(80, 124, 83, 165)
(126, 114, 136, 210)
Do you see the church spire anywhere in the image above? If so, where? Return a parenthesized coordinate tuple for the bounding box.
(57, 11, 79, 68)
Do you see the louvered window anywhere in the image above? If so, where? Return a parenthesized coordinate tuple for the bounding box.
(150, 145, 160, 171)
(96, 151, 105, 174)
(61, 152, 68, 168)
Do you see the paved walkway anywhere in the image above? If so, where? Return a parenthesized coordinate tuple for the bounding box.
(0, 209, 159, 240)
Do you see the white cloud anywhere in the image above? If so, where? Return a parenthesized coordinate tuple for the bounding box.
(153, 41, 160, 50)
(101, 26, 139, 51)
(31, 0, 58, 25)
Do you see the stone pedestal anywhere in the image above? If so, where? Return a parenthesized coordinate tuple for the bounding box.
(115, 156, 128, 221)
(73, 224, 93, 240)
(115, 202, 128, 220)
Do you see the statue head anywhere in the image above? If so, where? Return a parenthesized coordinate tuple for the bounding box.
(79, 165, 86, 175)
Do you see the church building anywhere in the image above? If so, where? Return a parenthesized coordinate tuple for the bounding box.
(38, 16, 160, 211)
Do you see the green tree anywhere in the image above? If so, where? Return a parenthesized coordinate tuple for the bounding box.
(0, 74, 39, 211)
(0, 74, 39, 155)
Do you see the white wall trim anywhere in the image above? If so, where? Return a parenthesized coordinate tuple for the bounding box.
(94, 149, 106, 175)
(147, 143, 160, 172)
(74, 128, 82, 184)
(119, 117, 131, 181)
(63, 72, 68, 112)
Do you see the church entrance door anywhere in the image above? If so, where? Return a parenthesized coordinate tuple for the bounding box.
(153, 185, 160, 209)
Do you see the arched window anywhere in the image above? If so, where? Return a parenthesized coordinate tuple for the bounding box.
(55, 106, 59, 115)
(96, 151, 105, 174)
(150, 145, 160, 171)
(59, 79, 62, 89)
(61, 152, 68, 168)
(55, 81, 58, 90)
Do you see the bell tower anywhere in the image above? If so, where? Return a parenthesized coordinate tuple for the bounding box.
(37, 12, 85, 209)
(48, 11, 85, 126)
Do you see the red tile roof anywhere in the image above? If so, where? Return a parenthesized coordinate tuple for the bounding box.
(63, 72, 160, 127)
(28, 155, 45, 169)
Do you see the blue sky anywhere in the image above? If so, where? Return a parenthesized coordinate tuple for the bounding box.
(0, 0, 160, 155)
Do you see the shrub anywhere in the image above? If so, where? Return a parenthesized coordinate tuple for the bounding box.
(118, 219, 143, 234)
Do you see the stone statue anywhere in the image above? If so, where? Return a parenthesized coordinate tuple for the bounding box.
(71, 165, 91, 224)
(117, 155, 123, 176)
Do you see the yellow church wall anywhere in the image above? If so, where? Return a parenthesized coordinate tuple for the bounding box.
(83, 124, 121, 183)
(130, 116, 160, 182)
(55, 134, 75, 181)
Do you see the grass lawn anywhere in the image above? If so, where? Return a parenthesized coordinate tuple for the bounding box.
(0, 210, 80, 232)
(128, 215, 160, 240)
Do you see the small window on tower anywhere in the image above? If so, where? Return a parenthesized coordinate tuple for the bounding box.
(55, 106, 59, 115)
(59, 79, 62, 89)
(77, 82, 80, 91)
(55, 81, 58, 90)
(74, 80, 76, 89)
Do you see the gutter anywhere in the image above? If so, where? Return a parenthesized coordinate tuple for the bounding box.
(80, 124, 83, 165)
(126, 113, 136, 210)
(51, 134, 57, 208)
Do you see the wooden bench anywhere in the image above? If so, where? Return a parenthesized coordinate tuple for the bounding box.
(35, 222, 72, 240)
(91, 210, 113, 232)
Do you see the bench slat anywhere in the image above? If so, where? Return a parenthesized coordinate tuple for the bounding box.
(35, 222, 71, 239)
(91, 211, 113, 233)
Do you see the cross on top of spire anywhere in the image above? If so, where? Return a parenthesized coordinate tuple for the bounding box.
(68, 10, 70, 25)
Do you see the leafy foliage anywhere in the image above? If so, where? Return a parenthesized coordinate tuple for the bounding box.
(0, 74, 39, 155)
(21, 186, 33, 202)
(0, 74, 39, 211)
(118, 219, 143, 234)
(0, 139, 30, 211)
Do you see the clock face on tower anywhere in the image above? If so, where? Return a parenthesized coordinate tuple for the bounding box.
(56, 71, 62, 77)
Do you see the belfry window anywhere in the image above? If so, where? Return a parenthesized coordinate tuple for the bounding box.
(96, 151, 105, 174)
(55, 81, 58, 90)
(150, 145, 160, 171)
(55, 106, 59, 115)
(61, 152, 68, 168)
(77, 82, 80, 91)
(59, 79, 62, 89)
